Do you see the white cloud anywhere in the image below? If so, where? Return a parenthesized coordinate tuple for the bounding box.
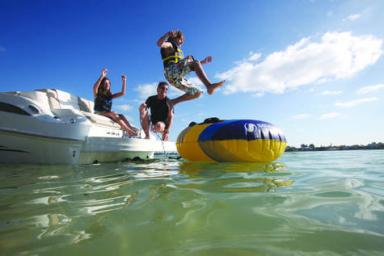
(321, 90, 342, 96)
(116, 104, 132, 111)
(248, 52, 262, 61)
(335, 97, 378, 108)
(217, 32, 383, 95)
(135, 82, 157, 101)
(356, 84, 384, 94)
(319, 112, 341, 120)
(291, 113, 310, 120)
(344, 13, 361, 22)
(251, 92, 264, 97)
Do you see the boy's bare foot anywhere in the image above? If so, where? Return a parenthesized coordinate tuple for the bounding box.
(207, 80, 225, 95)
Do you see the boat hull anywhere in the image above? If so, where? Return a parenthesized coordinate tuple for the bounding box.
(0, 130, 83, 164)
(0, 129, 176, 164)
(79, 137, 174, 164)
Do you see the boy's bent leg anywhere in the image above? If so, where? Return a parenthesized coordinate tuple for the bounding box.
(207, 80, 225, 95)
(169, 77, 202, 106)
(170, 92, 201, 106)
(189, 60, 225, 94)
(190, 60, 211, 87)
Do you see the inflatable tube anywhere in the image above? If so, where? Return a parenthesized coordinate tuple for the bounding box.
(176, 119, 287, 162)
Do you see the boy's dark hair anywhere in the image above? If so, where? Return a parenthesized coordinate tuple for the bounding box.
(175, 30, 183, 39)
(170, 30, 183, 41)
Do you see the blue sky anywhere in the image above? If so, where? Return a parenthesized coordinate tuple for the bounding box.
(1, 0, 383, 147)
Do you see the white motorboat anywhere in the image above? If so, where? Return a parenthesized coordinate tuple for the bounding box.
(0, 89, 177, 164)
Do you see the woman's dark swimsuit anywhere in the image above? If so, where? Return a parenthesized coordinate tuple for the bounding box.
(94, 88, 112, 113)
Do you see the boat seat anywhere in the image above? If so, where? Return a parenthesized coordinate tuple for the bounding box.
(47, 89, 80, 110)
(46, 90, 62, 110)
(77, 96, 94, 113)
(18, 91, 54, 115)
(39, 89, 122, 129)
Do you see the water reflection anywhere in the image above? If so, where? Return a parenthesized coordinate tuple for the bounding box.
(178, 161, 287, 174)
(177, 161, 293, 193)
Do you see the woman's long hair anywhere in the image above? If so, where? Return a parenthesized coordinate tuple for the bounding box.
(98, 77, 112, 97)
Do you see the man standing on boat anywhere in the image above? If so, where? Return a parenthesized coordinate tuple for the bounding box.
(139, 82, 174, 141)
(157, 30, 225, 105)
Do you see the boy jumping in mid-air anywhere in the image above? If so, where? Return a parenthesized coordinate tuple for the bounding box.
(157, 30, 225, 105)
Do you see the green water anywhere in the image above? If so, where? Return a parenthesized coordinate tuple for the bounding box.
(0, 150, 383, 256)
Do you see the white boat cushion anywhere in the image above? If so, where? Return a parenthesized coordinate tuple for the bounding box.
(20, 91, 53, 115)
(78, 96, 94, 113)
(55, 90, 80, 110)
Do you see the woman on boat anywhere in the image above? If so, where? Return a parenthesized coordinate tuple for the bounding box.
(93, 68, 138, 136)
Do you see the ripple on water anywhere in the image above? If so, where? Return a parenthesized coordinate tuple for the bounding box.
(1, 151, 384, 255)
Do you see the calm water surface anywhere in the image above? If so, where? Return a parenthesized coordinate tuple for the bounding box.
(0, 150, 383, 255)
